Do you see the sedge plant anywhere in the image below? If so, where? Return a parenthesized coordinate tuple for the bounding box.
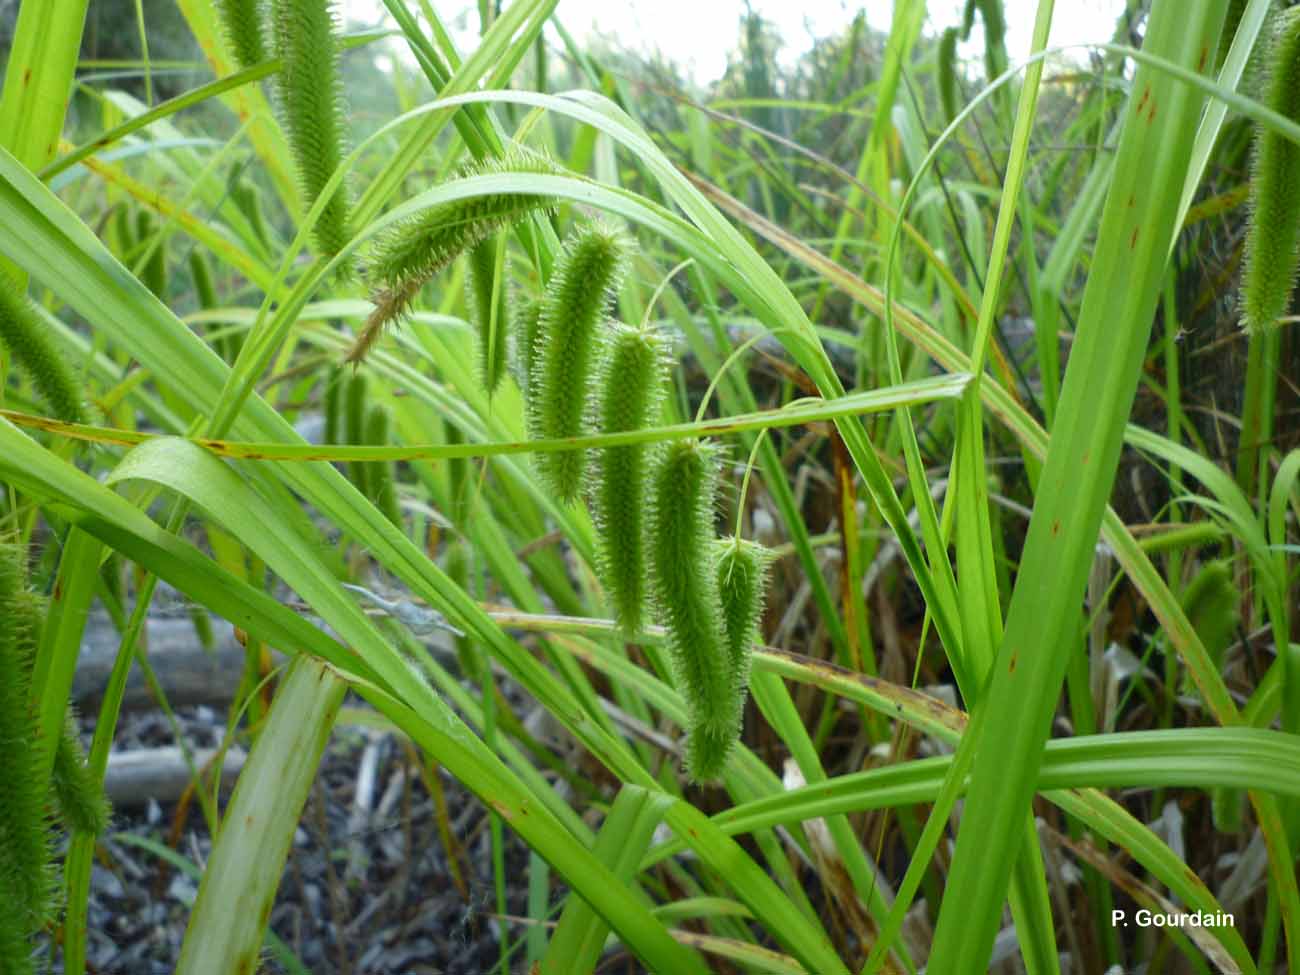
(0, 0, 1298, 973)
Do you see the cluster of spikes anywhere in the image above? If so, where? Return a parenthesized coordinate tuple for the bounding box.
(1240, 6, 1300, 334)
(213, 0, 353, 262)
(513, 222, 774, 783)
(0, 542, 110, 975)
(265, 103, 774, 777)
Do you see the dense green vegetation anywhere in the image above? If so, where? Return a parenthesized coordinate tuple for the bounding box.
(0, 0, 1298, 971)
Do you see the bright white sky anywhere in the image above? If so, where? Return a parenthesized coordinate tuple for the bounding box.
(343, 0, 1128, 84)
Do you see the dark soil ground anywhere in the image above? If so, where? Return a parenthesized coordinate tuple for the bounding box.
(70, 698, 544, 975)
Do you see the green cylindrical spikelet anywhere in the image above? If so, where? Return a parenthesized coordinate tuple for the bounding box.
(441, 541, 471, 651)
(466, 237, 508, 393)
(647, 440, 736, 782)
(0, 545, 55, 929)
(231, 175, 272, 251)
(1181, 559, 1238, 671)
(188, 250, 235, 363)
(215, 0, 267, 70)
(349, 147, 559, 365)
(135, 210, 168, 300)
(443, 420, 469, 517)
(322, 365, 344, 446)
(1240, 7, 1300, 334)
(970, 0, 1006, 79)
(938, 27, 961, 124)
(51, 714, 110, 837)
(113, 204, 136, 260)
(713, 537, 773, 696)
(1212, 784, 1245, 834)
(975, 0, 1005, 46)
(0, 273, 85, 424)
(344, 372, 370, 496)
(1177, 559, 1243, 833)
(189, 250, 217, 310)
(365, 405, 403, 527)
(528, 223, 628, 503)
(99, 552, 125, 612)
(592, 323, 669, 634)
(189, 604, 216, 651)
(271, 0, 351, 260)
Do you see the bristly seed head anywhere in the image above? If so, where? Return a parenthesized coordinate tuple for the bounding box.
(713, 536, 773, 698)
(0, 542, 57, 932)
(527, 221, 628, 503)
(347, 147, 559, 365)
(510, 296, 542, 393)
(271, 0, 352, 262)
(215, 0, 267, 71)
(51, 712, 110, 838)
(647, 439, 739, 782)
(1240, 7, 1300, 334)
(0, 273, 86, 425)
(592, 322, 670, 634)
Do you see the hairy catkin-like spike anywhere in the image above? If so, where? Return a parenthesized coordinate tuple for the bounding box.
(368, 150, 559, 288)
(592, 323, 669, 634)
(647, 440, 736, 782)
(1241, 7, 1300, 334)
(0, 906, 33, 975)
(467, 237, 508, 393)
(365, 405, 403, 527)
(51, 714, 110, 837)
(271, 0, 351, 260)
(713, 537, 773, 697)
(528, 223, 628, 502)
(348, 148, 560, 365)
(0, 274, 85, 424)
(511, 296, 542, 393)
(215, 0, 267, 70)
(0, 545, 55, 930)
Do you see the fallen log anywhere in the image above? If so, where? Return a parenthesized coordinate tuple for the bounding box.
(104, 746, 247, 807)
(73, 613, 274, 713)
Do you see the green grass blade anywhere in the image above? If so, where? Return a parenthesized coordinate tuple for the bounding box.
(28, 528, 100, 784)
(926, 3, 1234, 969)
(543, 786, 671, 975)
(0, 0, 88, 173)
(176, 656, 346, 975)
(1, 372, 970, 460)
(725, 129, 1300, 965)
